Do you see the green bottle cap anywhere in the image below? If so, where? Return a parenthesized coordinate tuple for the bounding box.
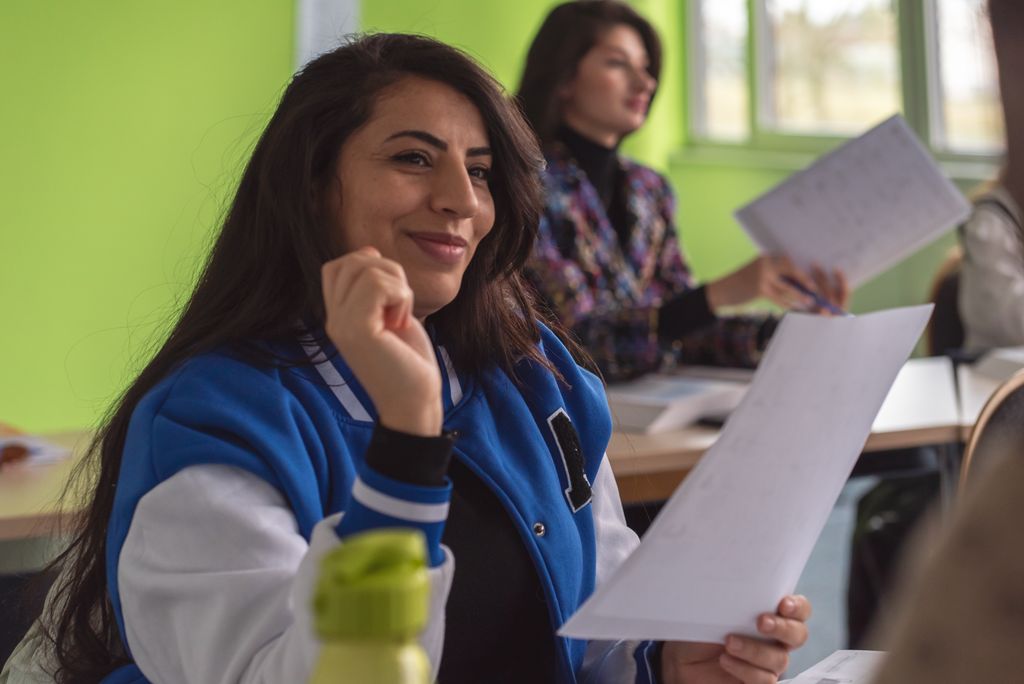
(312, 528, 429, 640)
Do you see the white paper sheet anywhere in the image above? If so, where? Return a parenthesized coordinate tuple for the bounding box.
(560, 305, 933, 642)
(606, 375, 747, 433)
(735, 115, 970, 286)
(785, 650, 886, 683)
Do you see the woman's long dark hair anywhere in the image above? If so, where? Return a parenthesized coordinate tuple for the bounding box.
(990, 0, 1024, 160)
(43, 33, 550, 682)
(516, 0, 662, 149)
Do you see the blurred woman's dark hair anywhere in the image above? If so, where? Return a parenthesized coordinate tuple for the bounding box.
(516, 0, 662, 149)
(989, 0, 1024, 49)
(42, 32, 554, 682)
(989, 0, 1024, 159)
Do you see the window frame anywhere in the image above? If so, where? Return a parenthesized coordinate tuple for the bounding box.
(683, 0, 1002, 177)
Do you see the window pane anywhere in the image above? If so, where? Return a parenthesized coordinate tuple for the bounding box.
(693, 0, 748, 140)
(763, 0, 901, 135)
(935, 0, 1003, 153)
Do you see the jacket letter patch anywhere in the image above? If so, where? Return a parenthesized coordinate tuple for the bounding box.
(547, 409, 592, 512)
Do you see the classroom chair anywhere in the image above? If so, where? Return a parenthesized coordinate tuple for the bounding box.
(960, 368, 1024, 488)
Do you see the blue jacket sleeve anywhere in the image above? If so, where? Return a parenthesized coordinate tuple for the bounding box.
(334, 458, 452, 567)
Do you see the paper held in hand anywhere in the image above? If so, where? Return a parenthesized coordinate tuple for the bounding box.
(560, 304, 933, 643)
(734, 115, 970, 287)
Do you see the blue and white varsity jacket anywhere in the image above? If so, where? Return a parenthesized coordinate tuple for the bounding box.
(94, 323, 657, 683)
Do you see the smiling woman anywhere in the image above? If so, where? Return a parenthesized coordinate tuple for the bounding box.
(0, 31, 810, 684)
(0, 32, 656, 684)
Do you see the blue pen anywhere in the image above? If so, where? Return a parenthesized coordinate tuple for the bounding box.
(781, 275, 852, 317)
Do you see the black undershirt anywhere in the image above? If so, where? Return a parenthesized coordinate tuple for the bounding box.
(557, 125, 630, 247)
(438, 459, 558, 683)
(365, 425, 558, 682)
(556, 126, 718, 339)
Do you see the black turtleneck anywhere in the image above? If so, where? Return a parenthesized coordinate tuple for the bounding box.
(556, 126, 718, 344)
(557, 125, 619, 207)
(557, 126, 632, 247)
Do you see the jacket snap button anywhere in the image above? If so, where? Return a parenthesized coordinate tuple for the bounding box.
(533, 522, 546, 537)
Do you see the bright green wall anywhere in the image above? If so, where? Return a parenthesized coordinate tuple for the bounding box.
(362, 0, 564, 89)
(0, 1, 294, 432)
(3, 0, 960, 432)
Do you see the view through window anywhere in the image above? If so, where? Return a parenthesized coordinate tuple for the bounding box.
(934, 0, 1003, 153)
(761, 0, 901, 136)
(690, 0, 1004, 157)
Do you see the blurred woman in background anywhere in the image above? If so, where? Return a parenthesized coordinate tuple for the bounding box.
(518, 0, 848, 382)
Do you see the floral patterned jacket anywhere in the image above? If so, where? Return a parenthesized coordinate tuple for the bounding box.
(524, 145, 774, 382)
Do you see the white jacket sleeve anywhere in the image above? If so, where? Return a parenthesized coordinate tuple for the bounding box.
(579, 458, 659, 684)
(118, 464, 453, 684)
(960, 196, 1024, 350)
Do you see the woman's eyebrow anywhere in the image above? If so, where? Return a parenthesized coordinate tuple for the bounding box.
(386, 129, 447, 149)
(384, 130, 492, 157)
(600, 45, 649, 68)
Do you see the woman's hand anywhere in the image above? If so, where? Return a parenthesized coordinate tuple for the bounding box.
(322, 246, 443, 436)
(706, 255, 837, 313)
(661, 595, 811, 684)
(808, 264, 850, 314)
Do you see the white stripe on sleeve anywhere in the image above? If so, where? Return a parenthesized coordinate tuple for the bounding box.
(351, 478, 450, 523)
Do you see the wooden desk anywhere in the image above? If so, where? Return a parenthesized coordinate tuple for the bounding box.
(610, 357, 963, 504)
(0, 431, 89, 542)
(2, 359, 988, 534)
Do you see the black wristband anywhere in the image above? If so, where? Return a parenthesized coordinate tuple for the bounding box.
(658, 286, 717, 340)
(756, 315, 779, 351)
(365, 423, 456, 487)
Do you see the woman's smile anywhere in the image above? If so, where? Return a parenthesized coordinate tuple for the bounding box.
(406, 231, 469, 266)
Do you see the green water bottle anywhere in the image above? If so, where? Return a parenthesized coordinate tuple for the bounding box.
(309, 529, 432, 684)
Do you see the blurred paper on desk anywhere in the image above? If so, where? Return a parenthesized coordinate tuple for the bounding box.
(670, 365, 756, 384)
(785, 650, 886, 683)
(606, 375, 747, 434)
(560, 305, 932, 643)
(973, 346, 1024, 382)
(0, 435, 71, 467)
(735, 115, 970, 287)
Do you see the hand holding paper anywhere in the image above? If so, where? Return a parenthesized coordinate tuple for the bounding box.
(561, 304, 933, 644)
(704, 253, 847, 312)
(735, 115, 970, 286)
(661, 595, 811, 683)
